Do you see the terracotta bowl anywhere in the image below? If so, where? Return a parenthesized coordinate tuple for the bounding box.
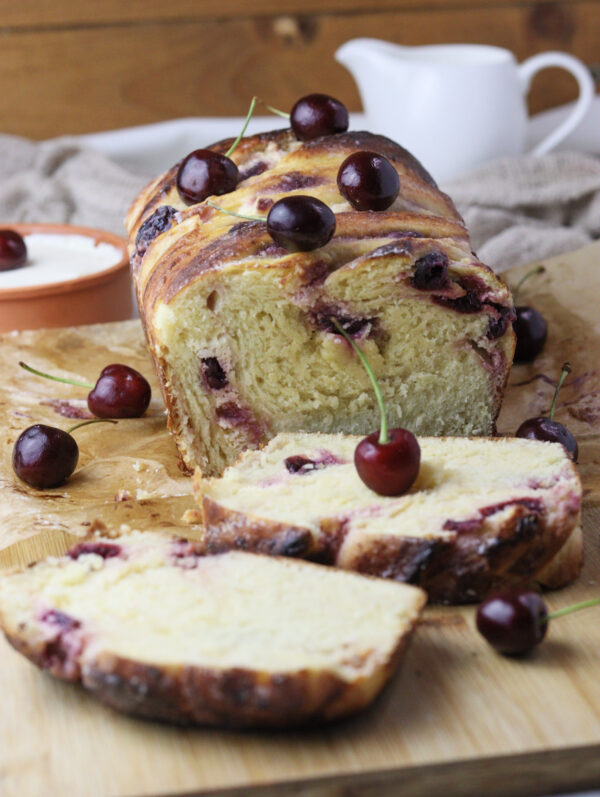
(0, 223, 132, 334)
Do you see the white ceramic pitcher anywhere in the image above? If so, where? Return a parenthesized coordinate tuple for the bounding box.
(335, 39, 595, 183)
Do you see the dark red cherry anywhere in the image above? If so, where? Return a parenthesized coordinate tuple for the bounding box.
(515, 363, 577, 461)
(513, 305, 547, 363)
(266, 195, 335, 252)
(516, 417, 578, 462)
(337, 151, 400, 211)
(0, 229, 27, 271)
(87, 364, 151, 418)
(354, 428, 421, 496)
(176, 149, 239, 205)
(476, 589, 548, 655)
(12, 424, 79, 489)
(290, 94, 349, 141)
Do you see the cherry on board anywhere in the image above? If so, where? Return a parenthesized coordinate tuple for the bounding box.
(20, 361, 151, 419)
(87, 364, 152, 418)
(516, 362, 578, 461)
(476, 590, 548, 655)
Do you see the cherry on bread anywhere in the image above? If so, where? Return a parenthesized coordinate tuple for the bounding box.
(331, 319, 420, 496)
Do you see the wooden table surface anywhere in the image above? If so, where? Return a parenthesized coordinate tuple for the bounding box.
(1, 243, 600, 797)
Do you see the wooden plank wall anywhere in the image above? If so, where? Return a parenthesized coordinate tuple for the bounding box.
(0, 0, 598, 139)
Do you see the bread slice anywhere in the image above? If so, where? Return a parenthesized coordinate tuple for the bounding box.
(125, 128, 515, 477)
(194, 433, 582, 603)
(0, 531, 425, 728)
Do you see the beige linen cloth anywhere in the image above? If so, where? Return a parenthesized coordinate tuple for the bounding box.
(0, 132, 598, 273)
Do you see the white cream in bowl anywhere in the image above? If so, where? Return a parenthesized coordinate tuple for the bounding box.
(0, 233, 124, 289)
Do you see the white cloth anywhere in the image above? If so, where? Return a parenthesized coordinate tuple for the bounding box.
(0, 130, 598, 273)
(444, 151, 600, 271)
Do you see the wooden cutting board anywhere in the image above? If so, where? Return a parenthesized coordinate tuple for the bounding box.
(1, 243, 600, 797)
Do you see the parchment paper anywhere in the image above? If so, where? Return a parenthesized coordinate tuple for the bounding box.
(0, 321, 195, 549)
(1, 241, 599, 552)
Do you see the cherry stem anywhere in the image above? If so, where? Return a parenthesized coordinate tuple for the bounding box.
(547, 596, 600, 621)
(19, 361, 93, 390)
(66, 419, 117, 434)
(260, 100, 290, 119)
(513, 266, 545, 303)
(549, 362, 571, 421)
(225, 96, 258, 158)
(205, 201, 263, 223)
(331, 319, 388, 445)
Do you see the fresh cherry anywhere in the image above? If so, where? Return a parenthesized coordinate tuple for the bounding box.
(513, 306, 548, 363)
(175, 97, 259, 205)
(516, 362, 578, 461)
(176, 150, 238, 205)
(290, 94, 349, 141)
(0, 229, 27, 271)
(19, 361, 151, 419)
(12, 424, 78, 489)
(87, 364, 152, 418)
(476, 589, 548, 655)
(266, 196, 336, 252)
(331, 319, 420, 496)
(12, 419, 115, 489)
(517, 416, 578, 461)
(354, 428, 421, 496)
(337, 151, 400, 211)
(476, 590, 600, 656)
(511, 266, 547, 363)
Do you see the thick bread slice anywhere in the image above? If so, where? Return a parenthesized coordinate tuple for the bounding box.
(125, 128, 515, 477)
(194, 433, 582, 604)
(0, 532, 425, 728)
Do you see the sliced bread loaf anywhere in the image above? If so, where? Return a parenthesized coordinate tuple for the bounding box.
(0, 531, 425, 727)
(194, 433, 582, 603)
(126, 129, 515, 477)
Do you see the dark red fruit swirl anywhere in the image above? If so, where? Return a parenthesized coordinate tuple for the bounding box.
(19, 361, 151, 419)
(0, 228, 27, 271)
(331, 319, 420, 496)
(515, 362, 578, 461)
(290, 93, 349, 141)
(476, 589, 600, 656)
(337, 150, 400, 211)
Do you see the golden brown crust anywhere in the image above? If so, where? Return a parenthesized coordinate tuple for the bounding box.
(2, 594, 421, 728)
(126, 129, 455, 237)
(198, 496, 582, 604)
(202, 497, 314, 558)
(78, 637, 412, 728)
(535, 525, 583, 589)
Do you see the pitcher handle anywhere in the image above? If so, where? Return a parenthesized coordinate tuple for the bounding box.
(518, 52, 595, 155)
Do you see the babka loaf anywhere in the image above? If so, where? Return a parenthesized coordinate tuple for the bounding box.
(194, 433, 583, 603)
(0, 531, 425, 727)
(126, 128, 515, 476)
